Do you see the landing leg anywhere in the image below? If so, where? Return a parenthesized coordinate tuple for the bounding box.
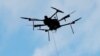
(70, 24, 74, 34)
(33, 22, 34, 30)
(48, 31, 50, 41)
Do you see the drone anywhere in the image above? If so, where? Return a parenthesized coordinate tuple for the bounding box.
(21, 7, 82, 41)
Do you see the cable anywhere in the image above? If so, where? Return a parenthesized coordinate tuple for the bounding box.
(52, 32, 59, 56)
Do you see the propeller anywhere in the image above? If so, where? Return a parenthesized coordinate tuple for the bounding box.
(69, 17, 82, 34)
(70, 17, 82, 24)
(51, 7, 64, 13)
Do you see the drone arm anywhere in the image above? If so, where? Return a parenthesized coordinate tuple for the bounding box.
(59, 11, 76, 21)
(60, 23, 71, 27)
(21, 17, 43, 21)
(60, 17, 81, 34)
(60, 17, 82, 27)
(34, 24, 46, 27)
(59, 14, 70, 21)
(29, 19, 43, 21)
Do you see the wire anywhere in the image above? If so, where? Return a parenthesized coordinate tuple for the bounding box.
(52, 32, 59, 56)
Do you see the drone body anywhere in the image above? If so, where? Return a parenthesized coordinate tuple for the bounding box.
(44, 16, 60, 31)
(21, 7, 82, 41)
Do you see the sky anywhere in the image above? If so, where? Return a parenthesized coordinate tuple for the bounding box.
(0, 0, 100, 56)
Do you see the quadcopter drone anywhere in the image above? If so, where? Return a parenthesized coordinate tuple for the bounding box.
(21, 7, 82, 41)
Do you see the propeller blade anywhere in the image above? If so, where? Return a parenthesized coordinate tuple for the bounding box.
(70, 10, 76, 14)
(51, 7, 64, 13)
